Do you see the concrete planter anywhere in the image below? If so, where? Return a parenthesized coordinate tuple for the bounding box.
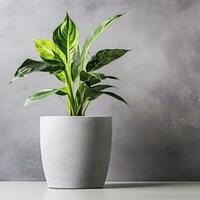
(40, 116, 112, 189)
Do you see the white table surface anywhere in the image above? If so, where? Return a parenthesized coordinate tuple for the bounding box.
(0, 181, 200, 200)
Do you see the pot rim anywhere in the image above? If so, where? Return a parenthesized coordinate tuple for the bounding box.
(40, 115, 112, 118)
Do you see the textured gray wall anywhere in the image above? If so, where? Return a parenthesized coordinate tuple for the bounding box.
(1, 0, 200, 181)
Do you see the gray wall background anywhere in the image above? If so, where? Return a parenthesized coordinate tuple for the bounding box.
(1, 0, 200, 181)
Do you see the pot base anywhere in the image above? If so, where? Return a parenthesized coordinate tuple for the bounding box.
(48, 185, 104, 189)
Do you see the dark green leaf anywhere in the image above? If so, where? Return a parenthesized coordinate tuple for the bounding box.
(71, 45, 81, 81)
(91, 84, 114, 91)
(86, 49, 130, 72)
(12, 59, 64, 81)
(75, 83, 85, 106)
(76, 83, 101, 104)
(101, 91, 128, 105)
(80, 70, 118, 86)
(53, 13, 78, 62)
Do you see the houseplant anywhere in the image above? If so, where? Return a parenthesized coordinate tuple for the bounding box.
(12, 12, 130, 189)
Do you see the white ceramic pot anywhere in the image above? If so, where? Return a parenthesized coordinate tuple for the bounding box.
(40, 116, 112, 189)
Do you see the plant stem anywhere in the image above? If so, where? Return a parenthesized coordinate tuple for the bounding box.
(82, 101, 90, 116)
(64, 70, 75, 115)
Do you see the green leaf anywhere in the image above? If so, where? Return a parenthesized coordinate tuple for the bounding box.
(74, 83, 89, 115)
(101, 91, 128, 105)
(54, 71, 66, 82)
(76, 83, 101, 106)
(53, 13, 78, 64)
(34, 39, 65, 65)
(75, 83, 114, 115)
(71, 45, 81, 81)
(80, 70, 118, 86)
(75, 83, 85, 106)
(11, 59, 64, 82)
(24, 89, 59, 106)
(13, 12, 129, 116)
(91, 84, 114, 91)
(24, 87, 69, 106)
(85, 87, 101, 101)
(86, 49, 130, 72)
(81, 14, 123, 70)
(56, 87, 68, 95)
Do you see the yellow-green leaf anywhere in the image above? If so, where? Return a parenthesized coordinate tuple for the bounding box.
(34, 39, 65, 65)
(55, 71, 66, 82)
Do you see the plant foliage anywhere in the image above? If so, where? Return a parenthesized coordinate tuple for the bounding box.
(12, 12, 130, 116)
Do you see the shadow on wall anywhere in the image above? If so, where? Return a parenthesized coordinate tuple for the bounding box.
(109, 82, 200, 181)
(107, 0, 200, 181)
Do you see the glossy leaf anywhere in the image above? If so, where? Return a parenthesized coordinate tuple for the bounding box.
(34, 39, 65, 65)
(24, 87, 69, 106)
(71, 45, 81, 81)
(75, 83, 85, 106)
(86, 49, 130, 72)
(101, 91, 128, 105)
(12, 59, 64, 81)
(13, 12, 129, 115)
(80, 70, 118, 86)
(85, 86, 101, 101)
(81, 14, 123, 70)
(56, 87, 68, 95)
(55, 71, 66, 82)
(24, 89, 59, 106)
(91, 84, 114, 91)
(53, 13, 78, 63)
(75, 83, 101, 111)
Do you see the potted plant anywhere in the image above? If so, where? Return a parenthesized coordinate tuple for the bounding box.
(12, 12, 130, 189)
